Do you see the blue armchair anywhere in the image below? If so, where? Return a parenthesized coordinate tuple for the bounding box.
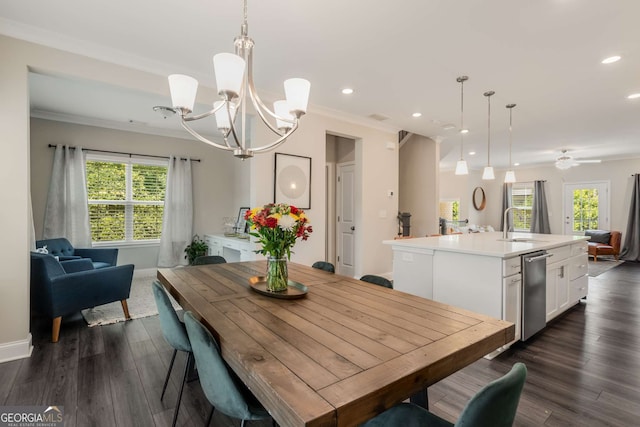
(30, 252, 134, 342)
(36, 237, 118, 269)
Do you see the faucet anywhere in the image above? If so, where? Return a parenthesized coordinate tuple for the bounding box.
(503, 207, 521, 239)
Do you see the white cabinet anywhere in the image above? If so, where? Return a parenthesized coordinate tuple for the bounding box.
(392, 248, 434, 299)
(569, 242, 589, 303)
(503, 256, 522, 344)
(546, 242, 587, 322)
(203, 234, 260, 263)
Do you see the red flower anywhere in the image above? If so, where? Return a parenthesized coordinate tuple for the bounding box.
(265, 217, 278, 228)
(290, 206, 299, 215)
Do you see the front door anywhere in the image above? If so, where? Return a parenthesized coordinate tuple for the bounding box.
(563, 181, 610, 235)
(336, 162, 355, 277)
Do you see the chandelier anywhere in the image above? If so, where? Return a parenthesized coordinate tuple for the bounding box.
(164, 0, 311, 159)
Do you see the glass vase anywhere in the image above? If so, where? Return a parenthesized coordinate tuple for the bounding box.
(266, 257, 288, 292)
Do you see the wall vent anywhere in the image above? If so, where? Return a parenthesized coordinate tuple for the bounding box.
(368, 113, 390, 121)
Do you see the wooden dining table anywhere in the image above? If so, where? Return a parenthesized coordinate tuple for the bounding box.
(157, 261, 514, 427)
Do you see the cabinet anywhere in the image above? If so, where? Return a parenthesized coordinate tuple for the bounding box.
(546, 242, 588, 322)
(569, 242, 589, 302)
(502, 256, 522, 344)
(203, 234, 260, 263)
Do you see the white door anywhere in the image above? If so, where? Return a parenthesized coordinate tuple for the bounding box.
(336, 163, 356, 277)
(563, 182, 609, 235)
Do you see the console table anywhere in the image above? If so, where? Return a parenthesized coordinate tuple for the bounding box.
(203, 234, 261, 262)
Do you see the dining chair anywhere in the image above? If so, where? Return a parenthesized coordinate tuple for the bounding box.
(312, 261, 335, 273)
(362, 362, 527, 427)
(151, 281, 193, 427)
(360, 274, 393, 289)
(183, 311, 272, 427)
(193, 255, 227, 265)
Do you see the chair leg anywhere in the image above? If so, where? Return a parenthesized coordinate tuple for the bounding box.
(121, 300, 131, 319)
(241, 419, 246, 427)
(205, 405, 215, 427)
(51, 317, 62, 343)
(161, 349, 178, 401)
(172, 352, 193, 427)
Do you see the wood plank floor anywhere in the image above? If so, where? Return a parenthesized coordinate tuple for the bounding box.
(2, 261, 638, 426)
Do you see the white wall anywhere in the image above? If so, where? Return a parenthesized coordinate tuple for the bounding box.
(30, 118, 237, 268)
(399, 135, 440, 237)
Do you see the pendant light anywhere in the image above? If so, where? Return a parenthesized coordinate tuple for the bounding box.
(482, 90, 495, 180)
(455, 76, 469, 175)
(504, 103, 517, 183)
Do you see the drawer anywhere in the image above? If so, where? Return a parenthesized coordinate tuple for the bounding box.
(503, 256, 521, 277)
(569, 255, 588, 281)
(547, 245, 571, 263)
(570, 275, 588, 301)
(571, 242, 588, 256)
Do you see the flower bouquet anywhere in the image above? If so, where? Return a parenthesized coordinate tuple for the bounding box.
(245, 203, 312, 292)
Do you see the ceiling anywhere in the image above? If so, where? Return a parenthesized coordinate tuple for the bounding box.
(2, 0, 639, 171)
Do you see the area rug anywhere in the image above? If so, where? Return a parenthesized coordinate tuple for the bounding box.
(81, 269, 181, 327)
(588, 259, 624, 277)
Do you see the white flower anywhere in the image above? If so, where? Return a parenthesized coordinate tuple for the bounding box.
(279, 214, 296, 231)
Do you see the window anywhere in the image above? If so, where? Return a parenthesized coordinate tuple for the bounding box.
(439, 199, 460, 222)
(511, 182, 533, 231)
(86, 155, 167, 243)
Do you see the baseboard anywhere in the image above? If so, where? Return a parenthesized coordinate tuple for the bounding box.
(0, 334, 33, 363)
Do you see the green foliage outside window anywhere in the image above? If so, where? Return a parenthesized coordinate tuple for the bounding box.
(572, 189, 599, 231)
(86, 160, 167, 243)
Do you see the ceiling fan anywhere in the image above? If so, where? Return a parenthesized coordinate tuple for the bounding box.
(555, 150, 601, 170)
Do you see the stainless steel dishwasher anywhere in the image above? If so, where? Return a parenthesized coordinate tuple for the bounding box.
(521, 251, 553, 340)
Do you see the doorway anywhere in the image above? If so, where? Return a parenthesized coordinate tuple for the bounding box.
(563, 181, 610, 235)
(326, 134, 357, 276)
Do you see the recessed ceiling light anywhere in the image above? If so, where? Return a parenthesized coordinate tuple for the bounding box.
(628, 93, 640, 99)
(601, 55, 621, 64)
(468, 151, 476, 156)
(412, 112, 422, 118)
(460, 129, 469, 134)
(442, 123, 456, 130)
(514, 162, 520, 166)
(341, 88, 354, 95)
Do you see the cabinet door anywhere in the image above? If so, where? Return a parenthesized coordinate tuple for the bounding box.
(546, 261, 569, 321)
(503, 274, 522, 343)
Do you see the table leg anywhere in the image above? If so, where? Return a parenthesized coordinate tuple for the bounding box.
(410, 388, 429, 409)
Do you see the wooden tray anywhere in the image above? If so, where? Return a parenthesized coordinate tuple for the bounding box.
(248, 276, 308, 299)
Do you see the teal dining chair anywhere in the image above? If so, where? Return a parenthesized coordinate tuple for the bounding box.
(193, 255, 227, 265)
(312, 261, 335, 273)
(151, 281, 193, 427)
(183, 311, 272, 427)
(362, 362, 527, 427)
(360, 274, 393, 289)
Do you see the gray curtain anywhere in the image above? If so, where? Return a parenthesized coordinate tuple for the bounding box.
(530, 180, 551, 234)
(620, 174, 640, 261)
(500, 183, 513, 232)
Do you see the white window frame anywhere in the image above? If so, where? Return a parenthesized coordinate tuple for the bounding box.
(86, 153, 168, 245)
(511, 182, 534, 232)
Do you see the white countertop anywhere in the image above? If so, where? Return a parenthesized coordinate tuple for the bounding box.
(384, 232, 589, 258)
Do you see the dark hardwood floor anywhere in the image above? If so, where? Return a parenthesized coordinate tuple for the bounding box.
(1, 261, 638, 426)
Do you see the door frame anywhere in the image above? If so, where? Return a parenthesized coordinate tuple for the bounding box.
(336, 161, 356, 277)
(562, 180, 610, 235)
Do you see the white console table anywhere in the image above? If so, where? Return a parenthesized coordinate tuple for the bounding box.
(203, 234, 261, 263)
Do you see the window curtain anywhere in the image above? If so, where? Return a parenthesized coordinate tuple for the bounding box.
(500, 183, 513, 232)
(43, 144, 91, 246)
(158, 156, 193, 267)
(620, 174, 640, 261)
(530, 180, 551, 234)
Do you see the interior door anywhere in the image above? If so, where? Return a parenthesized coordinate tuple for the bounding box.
(336, 162, 355, 277)
(563, 182, 609, 235)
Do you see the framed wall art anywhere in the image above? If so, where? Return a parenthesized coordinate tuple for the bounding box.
(274, 153, 311, 209)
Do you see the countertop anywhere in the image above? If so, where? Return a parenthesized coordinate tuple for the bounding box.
(384, 232, 589, 258)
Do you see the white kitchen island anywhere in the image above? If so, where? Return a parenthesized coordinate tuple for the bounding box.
(384, 232, 589, 351)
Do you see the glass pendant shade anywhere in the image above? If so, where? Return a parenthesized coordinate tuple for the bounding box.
(455, 160, 469, 175)
(168, 74, 198, 112)
(284, 78, 311, 115)
(273, 100, 294, 131)
(482, 166, 495, 180)
(213, 100, 237, 131)
(504, 170, 516, 183)
(213, 53, 246, 98)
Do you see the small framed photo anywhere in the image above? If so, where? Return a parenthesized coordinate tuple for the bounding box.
(274, 153, 311, 209)
(236, 207, 250, 234)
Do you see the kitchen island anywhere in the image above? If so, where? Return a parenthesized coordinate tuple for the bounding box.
(384, 232, 589, 351)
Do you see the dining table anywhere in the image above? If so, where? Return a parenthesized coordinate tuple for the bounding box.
(157, 261, 514, 427)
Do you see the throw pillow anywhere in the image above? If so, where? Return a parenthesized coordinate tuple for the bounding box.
(585, 230, 610, 244)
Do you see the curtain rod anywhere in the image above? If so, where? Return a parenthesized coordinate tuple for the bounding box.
(47, 144, 201, 162)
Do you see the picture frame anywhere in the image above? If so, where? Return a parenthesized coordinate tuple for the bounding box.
(274, 153, 311, 209)
(236, 207, 250, 234)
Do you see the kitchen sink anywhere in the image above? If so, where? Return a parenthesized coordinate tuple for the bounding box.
(497, 237, 547, 243)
